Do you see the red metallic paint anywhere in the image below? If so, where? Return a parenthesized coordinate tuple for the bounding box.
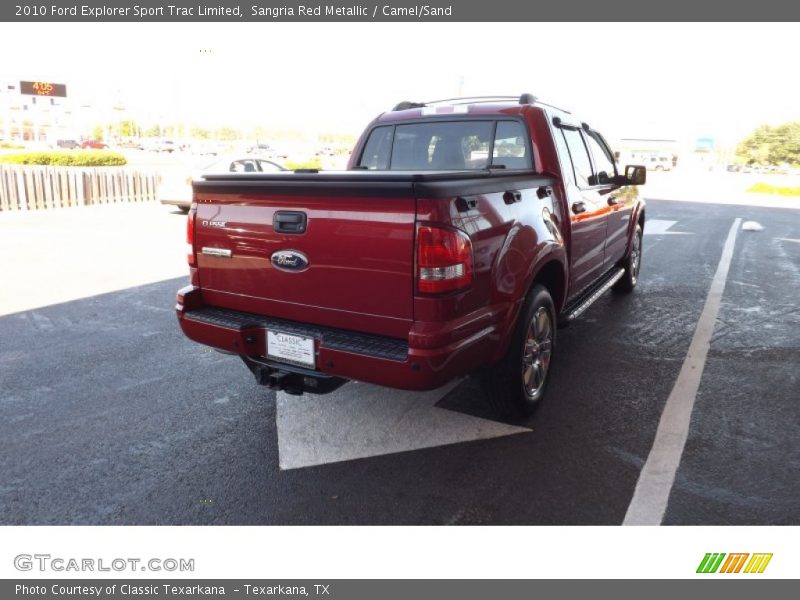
(193, 193, 416, 333)
(177, 100, 644, 392)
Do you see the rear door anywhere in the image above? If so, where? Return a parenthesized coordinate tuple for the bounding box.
(553, 125, 609, 297)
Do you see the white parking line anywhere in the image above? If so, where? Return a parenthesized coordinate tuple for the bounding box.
(643, 219, 692, 235)
(623, 218, 742, 525)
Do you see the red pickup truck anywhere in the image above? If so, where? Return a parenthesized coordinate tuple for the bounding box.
(176, 94, 646, 418)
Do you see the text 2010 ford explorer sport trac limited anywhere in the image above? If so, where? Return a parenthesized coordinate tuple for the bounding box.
(176, 94, 646, 418)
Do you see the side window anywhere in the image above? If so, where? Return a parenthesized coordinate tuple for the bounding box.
(585, 133, 617, 184)
(552, 128, 576, 185)
(491, 121, 531, 169)
(258, 160, 283, 172)
(358, 126, 393, 170)
(562, 128, 593, 188)
(230, 160, 252, 172)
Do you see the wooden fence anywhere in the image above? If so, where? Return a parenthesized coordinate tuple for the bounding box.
(0, 165, 160, 211)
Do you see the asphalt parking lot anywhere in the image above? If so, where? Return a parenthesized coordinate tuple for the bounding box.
(0, 196, 798, 525)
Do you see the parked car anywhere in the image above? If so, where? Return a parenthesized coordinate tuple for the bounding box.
(246, 143, 273, 154)
(175, 93, 647, 419)
(117, 140, 144, 150)
(314, 145, 338, 157)
(189, 142, 223, 156)
(56, 139, 81, 149)
(159, 155, 287, 212)
(246, 142, 288, 159)
(148, 139, 177, 153)
(80, 140, 108, 149)
(643, 155, 672, 171)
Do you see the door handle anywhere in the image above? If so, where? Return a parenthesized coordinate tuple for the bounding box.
(503, 190, 522, 205)
(607, 196, 620, 206)
(571, 201, 587, 214)
(273, 211, 307, 234)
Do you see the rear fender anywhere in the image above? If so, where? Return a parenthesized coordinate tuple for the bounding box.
(491, 241, 567, 363)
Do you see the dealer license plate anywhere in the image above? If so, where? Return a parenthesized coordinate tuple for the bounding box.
(267, 331, 315, 369)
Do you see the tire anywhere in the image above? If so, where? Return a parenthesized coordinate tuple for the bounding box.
(613, 224, 643, 293)
(481, 284, 556, 420)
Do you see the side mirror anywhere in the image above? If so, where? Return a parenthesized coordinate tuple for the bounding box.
(624, 165, 646, 186)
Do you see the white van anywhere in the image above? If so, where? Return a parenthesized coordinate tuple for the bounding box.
(643, 155, 673, 171)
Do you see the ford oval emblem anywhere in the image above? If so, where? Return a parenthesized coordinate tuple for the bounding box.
(271, 250, 309, 272)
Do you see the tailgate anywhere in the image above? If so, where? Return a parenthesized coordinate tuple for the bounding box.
(192, 179, 416, 338)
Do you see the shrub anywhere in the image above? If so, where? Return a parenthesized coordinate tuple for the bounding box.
(747, 182, 800, 196)
(0, 141, 25, 149)
(284, 158, 323, 171)
(0, 151, 127, 166)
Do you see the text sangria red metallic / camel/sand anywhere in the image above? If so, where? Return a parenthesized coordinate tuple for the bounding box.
(176, 94, 646, 418)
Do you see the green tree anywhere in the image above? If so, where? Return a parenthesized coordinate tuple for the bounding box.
(215, 127, 241, 141)
(92, 125, 105, 141)
(190, 126, 211, 140)
(118, 120, 139, 137)
(737, 122, 800, 166)
(319, 132, 357, 145)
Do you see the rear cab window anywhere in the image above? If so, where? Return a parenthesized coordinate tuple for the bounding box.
(357, 119, 533, 171)
(492, 121, 529, 170)
(359, 126, 393, 170)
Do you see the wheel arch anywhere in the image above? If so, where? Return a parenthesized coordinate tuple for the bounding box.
(624, 202, 646, 256)
(530, 259, 567, 316)
(492, 254, 567, 363)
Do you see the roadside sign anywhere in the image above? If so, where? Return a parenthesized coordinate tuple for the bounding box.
(19, 81, 67, 97)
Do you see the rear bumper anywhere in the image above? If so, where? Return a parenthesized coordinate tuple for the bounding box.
(176, 286, 500, 391)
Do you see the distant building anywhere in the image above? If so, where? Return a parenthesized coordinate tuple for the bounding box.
(613, 138, 680, 168)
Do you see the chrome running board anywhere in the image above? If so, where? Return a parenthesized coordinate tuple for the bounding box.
(562, 267, 626, 323)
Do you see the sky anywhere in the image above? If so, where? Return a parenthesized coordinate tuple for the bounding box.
(1, 22, 799, 145)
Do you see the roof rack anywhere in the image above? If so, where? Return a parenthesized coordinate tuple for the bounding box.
(427, 94, 535, 105)
(391, 93, 571, 114)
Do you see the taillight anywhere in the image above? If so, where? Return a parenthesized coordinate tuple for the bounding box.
(416, 224, 473, 294)
(186, 204, 196, 266)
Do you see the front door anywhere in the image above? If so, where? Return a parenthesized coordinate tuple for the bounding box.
(583, 131, 632, 266)
(554, 126, 609, 298)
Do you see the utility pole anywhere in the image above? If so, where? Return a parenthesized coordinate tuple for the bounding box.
(0, 83, 8, 140)
(2, 83, 23, 141)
